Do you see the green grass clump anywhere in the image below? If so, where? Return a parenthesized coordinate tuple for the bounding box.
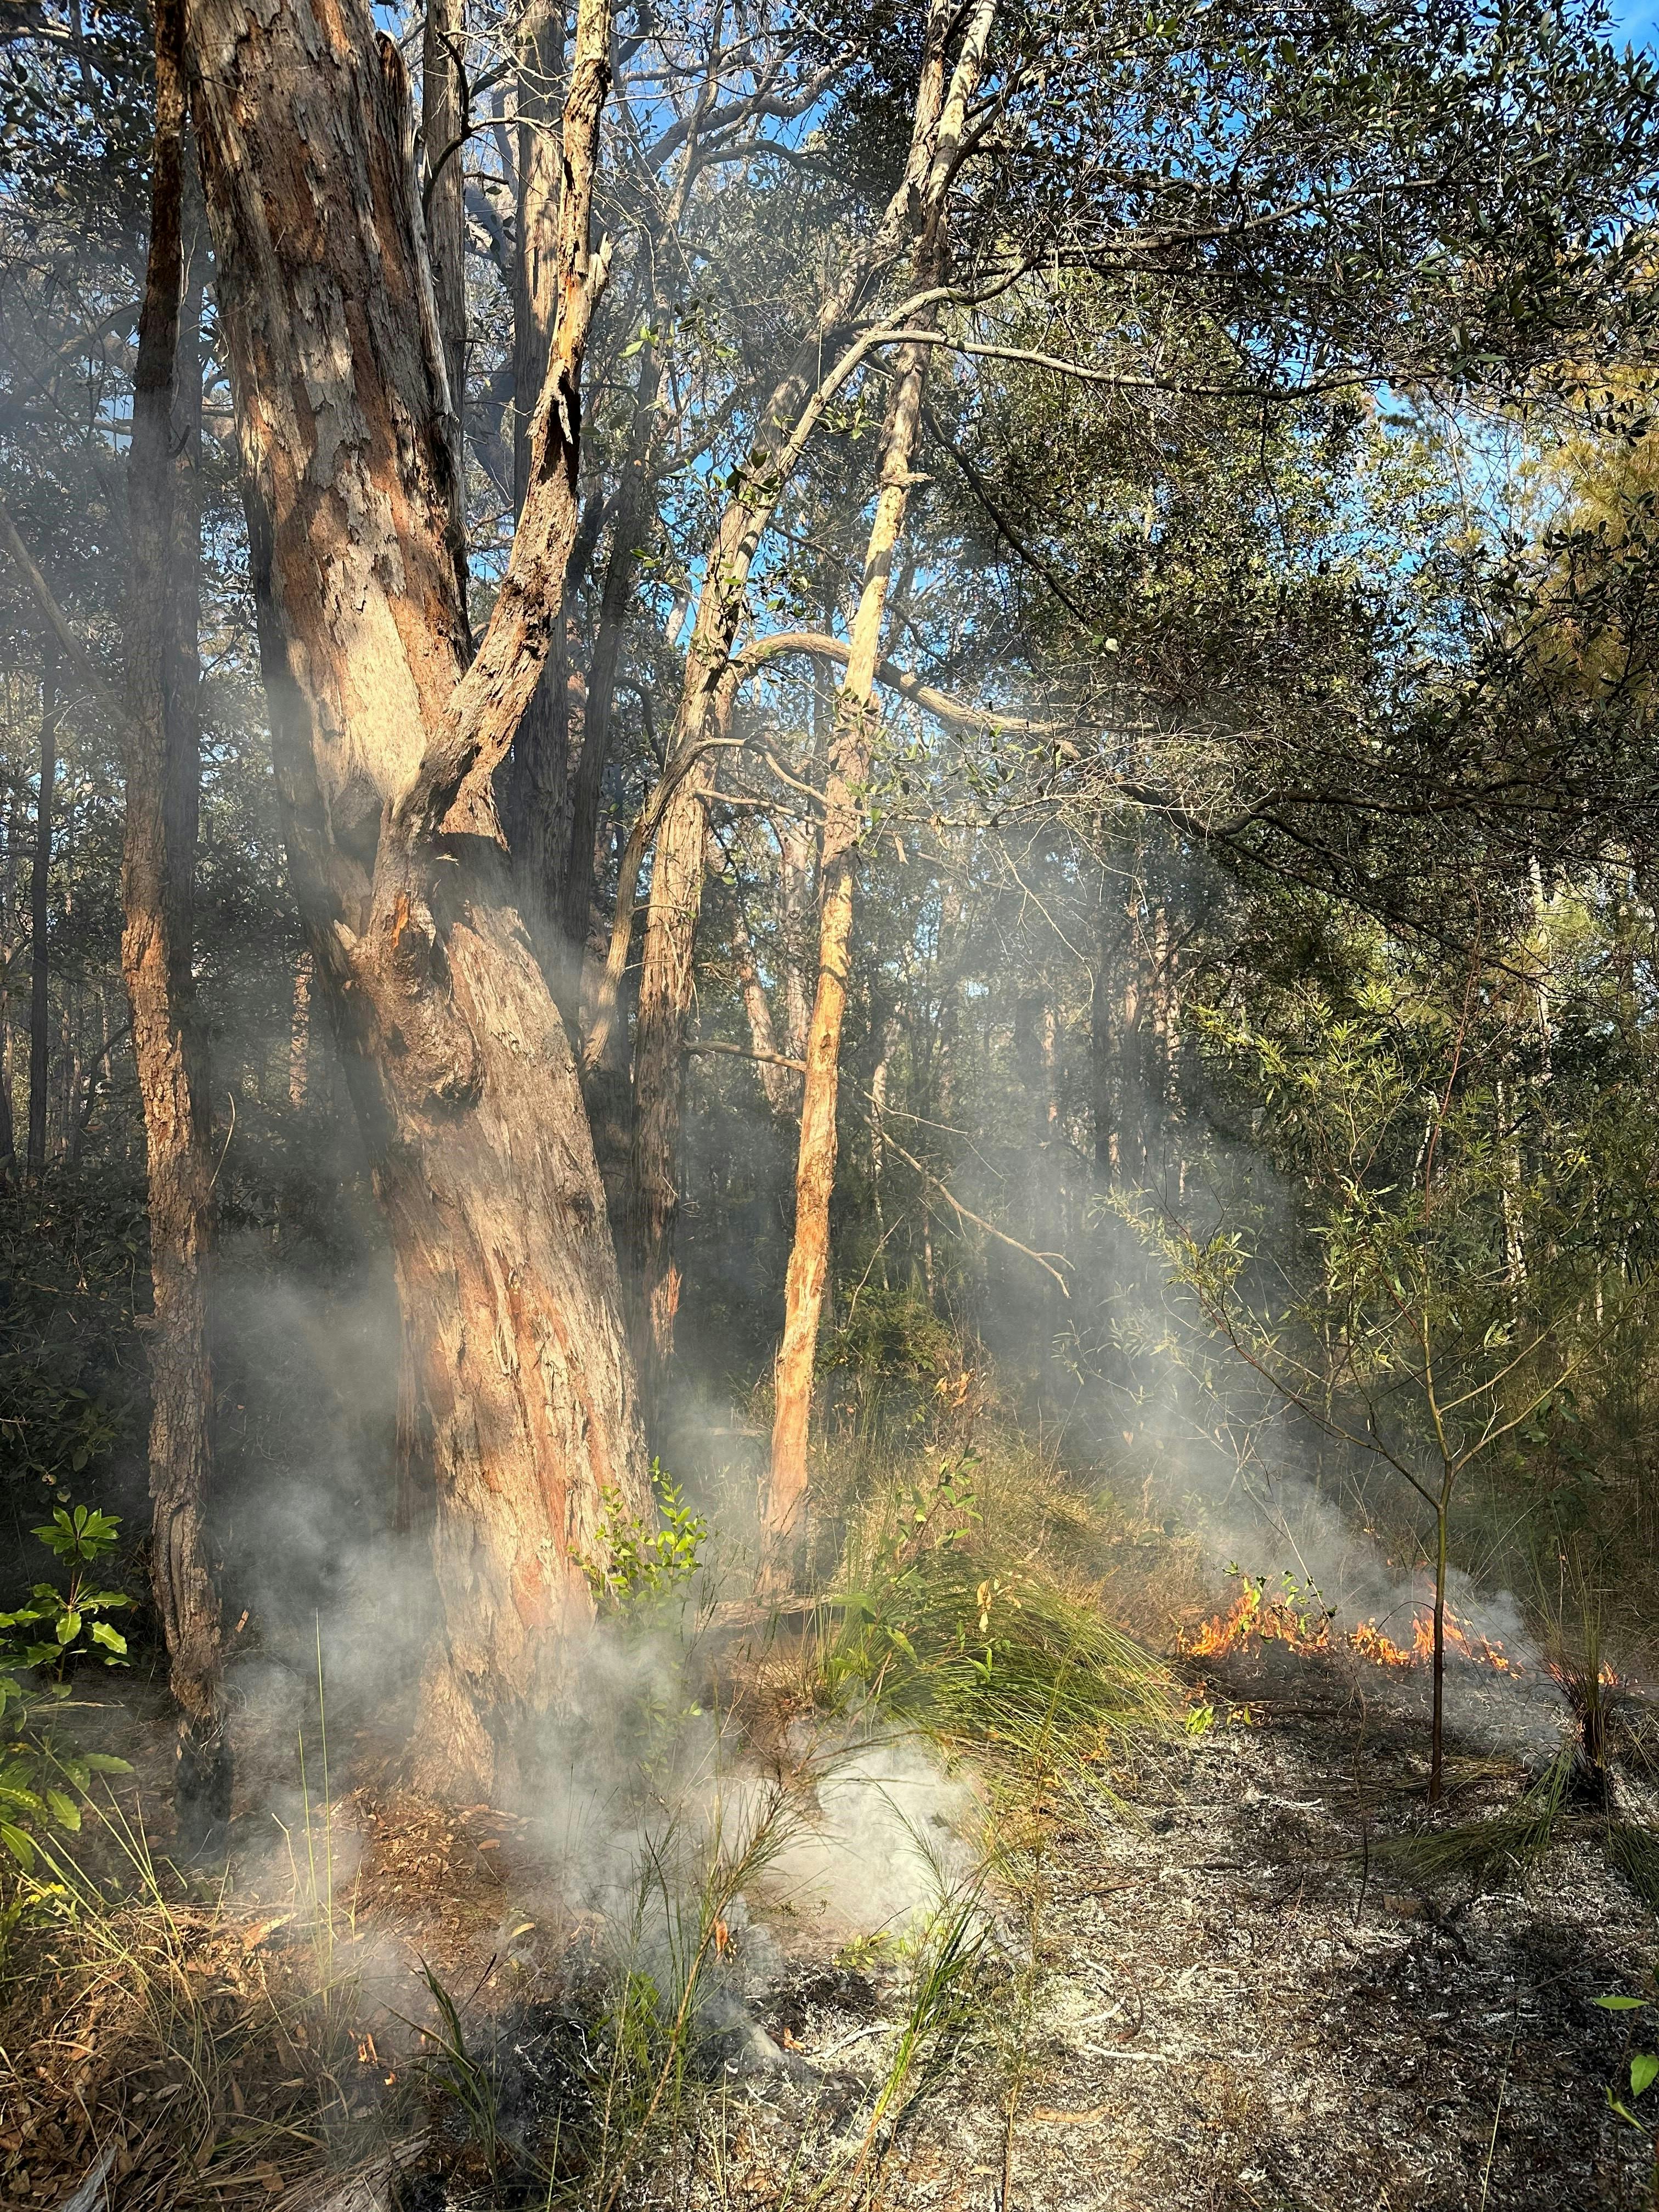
(1367, 1742, 1573, 1887)
(812, 1446, 1172, 1770)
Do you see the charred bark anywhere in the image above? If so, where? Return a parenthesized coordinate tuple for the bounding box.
(560, 340, 661, 951)
(188, 0, 647, 1795)
(422, 0, 467, 478)
(123, 0, 228, 1856)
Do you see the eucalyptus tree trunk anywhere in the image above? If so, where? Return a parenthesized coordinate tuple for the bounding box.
(626, 5, 963, 1396)
(761, 0, 998, 1587)
(560, 314, 661, 951)
(123, 0, 227, 1853)
(27, 642, 57, 1176)
(186, 0, 647, 1795)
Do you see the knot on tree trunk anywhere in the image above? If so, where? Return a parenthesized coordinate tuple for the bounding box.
(364, 878, 485, 1114)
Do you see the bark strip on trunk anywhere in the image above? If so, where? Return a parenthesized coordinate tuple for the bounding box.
(123, 0, 228, 1854)
(27, 643, 58, 1177)
(761, 0, 998, 1587)
(187, 0, 645, 1795)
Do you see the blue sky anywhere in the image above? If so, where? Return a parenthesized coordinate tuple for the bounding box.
(1613, 0, 1659, 46)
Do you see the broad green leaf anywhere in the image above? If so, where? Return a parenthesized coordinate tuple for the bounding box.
(89, 1623, 127, 1656)
(44, 1791, 80, 1833)
(0, 1823, 35, 1871)
(1595, 1995, 1649, 2011)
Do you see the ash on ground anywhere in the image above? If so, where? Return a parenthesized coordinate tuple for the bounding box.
(641, 1654, 1658, 2212)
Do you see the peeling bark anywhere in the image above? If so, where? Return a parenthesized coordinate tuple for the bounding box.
(187, 0, 646, 1793)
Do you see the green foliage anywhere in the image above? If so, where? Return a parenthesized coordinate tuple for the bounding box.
(825, 1289, 961, 1381)
(1593, 1987, 1659, 2149)
(3, 1501, 131, 1670)
(415, 1961, 504, 2179)
(0, 1506, 132, 1871)
(0, 1169, 145, 1511)
(820, 1452, 1169, 1771)
(580, 1462, 708, 1616)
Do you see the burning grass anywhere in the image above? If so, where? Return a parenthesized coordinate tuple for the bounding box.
(1177, 1570, 1520, 1677)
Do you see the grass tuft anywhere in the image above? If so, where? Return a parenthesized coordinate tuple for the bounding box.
(808, 1435, 1174, 1776)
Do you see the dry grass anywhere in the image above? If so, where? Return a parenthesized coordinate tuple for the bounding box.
(0, 1791, 409, 2209)
(0, 1423, 1183, 2211)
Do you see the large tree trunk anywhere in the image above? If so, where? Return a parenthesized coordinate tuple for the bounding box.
(761, 0, 997, 1587)
(123, 0, 228, 1855)
(27, 642, 57, 1177)
(187, 0, 647, 1796)
(624, 15, 960, 1392)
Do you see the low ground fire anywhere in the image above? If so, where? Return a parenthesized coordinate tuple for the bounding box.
(1176, 1575, 1522, 1675)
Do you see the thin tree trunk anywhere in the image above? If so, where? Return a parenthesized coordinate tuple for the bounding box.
(730, 884, 795, 1116)
(27, 643, 58, 1177)
(422, 0, 467, 498)
(761, 0, 997, 1584)
(560, 334, 662, 951)
(624, 31, 963, 1389)
(627, 681, 735, 1397)
(777, 812, 814, 1064)
(1090, 871, 1116, 1175)
(0, 1022, 14, 1187)
(123, 0, 228, 1855)
(0, 767, 24, 1186)
(868, 1002, 901, 1286)
(504, 0, 572, 925)
(187, 0, 646, 1795)
(558, 47, 721, 953)
(288, 949, 312, 1109)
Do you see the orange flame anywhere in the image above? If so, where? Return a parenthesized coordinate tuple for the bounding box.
(1178, 1580, 1333, 1660)
(1180, 1584, 1520, 1675)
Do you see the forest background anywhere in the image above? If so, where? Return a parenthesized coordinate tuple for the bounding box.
(7, 0, 1659, 1865)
